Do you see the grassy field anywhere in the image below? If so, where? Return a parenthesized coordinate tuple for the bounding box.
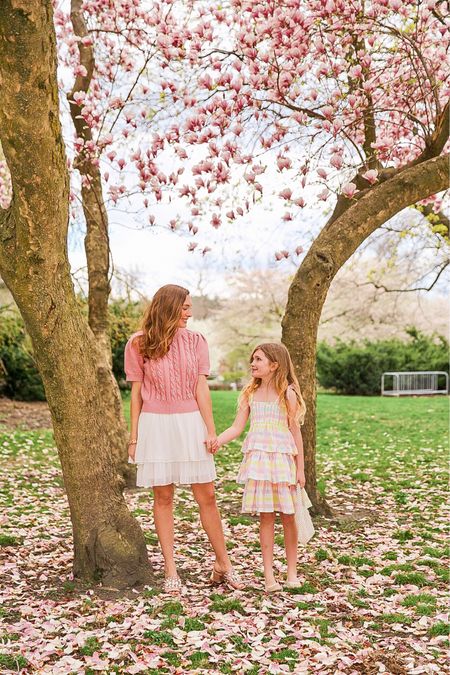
(124, 390, 448, 499)
(0, 392, 448, 673)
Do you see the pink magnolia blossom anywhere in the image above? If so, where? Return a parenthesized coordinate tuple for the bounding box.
(211, 214, 221, 228)
(275, 250, 289, 261)
(342, 182, 357, 198)
(362, 169, 379, 184)
(349, 65, 362, 79)
(74, 64, 87, 77)
(330, 154, 343, 169)
(276, 156, 292, 171)
(72, 91, 85, 105)
(17, 0, 442, 245)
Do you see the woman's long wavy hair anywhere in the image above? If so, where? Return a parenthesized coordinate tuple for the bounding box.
(239, 343, 306, 424)
(137, 284, 190, 360)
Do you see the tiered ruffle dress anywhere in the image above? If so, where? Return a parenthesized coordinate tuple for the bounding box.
(124, 328, 216, 487)
(237, 396, 298, 514)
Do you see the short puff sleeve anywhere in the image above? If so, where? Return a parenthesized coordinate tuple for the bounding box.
(124, 333, 144, 382)
(196, 333, 210, 376)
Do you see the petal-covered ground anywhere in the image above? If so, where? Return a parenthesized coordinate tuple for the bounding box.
(0, 394, 448, 674)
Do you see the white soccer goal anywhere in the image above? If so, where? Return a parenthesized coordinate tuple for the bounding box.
(381, 371, 449, 396)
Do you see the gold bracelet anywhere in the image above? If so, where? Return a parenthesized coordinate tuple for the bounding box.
(128, 439, 138, 445)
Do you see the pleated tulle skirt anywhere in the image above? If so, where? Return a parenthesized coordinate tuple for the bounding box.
(133, 411, 216, 487)
(237, 450, 297, 514)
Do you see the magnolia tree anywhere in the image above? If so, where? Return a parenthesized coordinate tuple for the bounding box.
(140, 0, 449, 512)
(0, 1, 157, 587)
(0, 0, 216, 586)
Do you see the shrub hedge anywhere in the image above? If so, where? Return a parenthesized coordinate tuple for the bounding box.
(1, 306, 447, 400)
(317, 328, 449, 395)
(0, 301, 143, 400)
(0, 312, 46, 401)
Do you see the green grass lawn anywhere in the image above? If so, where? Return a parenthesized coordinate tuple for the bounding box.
(0, 392, 448, 673)
(123, 390, 448, 495)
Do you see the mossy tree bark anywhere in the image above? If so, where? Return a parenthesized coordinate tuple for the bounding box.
(0, 0, 151, 587)
(282, 151, 449, 515)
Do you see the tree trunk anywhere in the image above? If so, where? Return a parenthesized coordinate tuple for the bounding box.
(282, 154, 449, 514)
(68, 0, 133, 483)
(0, 0, 151, 588)
(68, 0, 111, 346)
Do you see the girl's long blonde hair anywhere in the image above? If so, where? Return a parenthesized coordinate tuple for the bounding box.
(239, 343, 306, 424)
(137, 284, 189, 360)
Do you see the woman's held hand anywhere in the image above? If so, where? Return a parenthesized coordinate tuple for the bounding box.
(128, 440, 137, 461)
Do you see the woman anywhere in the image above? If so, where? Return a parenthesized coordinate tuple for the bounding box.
(125, 284, 242, 594)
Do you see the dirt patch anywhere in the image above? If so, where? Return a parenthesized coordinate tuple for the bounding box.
(0, 397, 52, 430)
(354, 649, 408, 674)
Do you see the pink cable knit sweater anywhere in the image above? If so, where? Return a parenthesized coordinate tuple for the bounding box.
(124, 328, 210, 414)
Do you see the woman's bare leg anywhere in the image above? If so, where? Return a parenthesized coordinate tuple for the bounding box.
(191, 482, 231, 571)
(153, 484, 177, 577)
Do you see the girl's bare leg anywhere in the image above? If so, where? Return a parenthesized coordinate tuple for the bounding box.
(280, 512, 298, 581)
(259, 512, 276, 586)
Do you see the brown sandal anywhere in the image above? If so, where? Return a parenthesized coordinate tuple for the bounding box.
(210, 566, 244, 590)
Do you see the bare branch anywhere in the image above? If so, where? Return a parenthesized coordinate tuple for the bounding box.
(320, 308, 353, 324)
(68, 0, 95, 135)
(358, 260, 449, 293)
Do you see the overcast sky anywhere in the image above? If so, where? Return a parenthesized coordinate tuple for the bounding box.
(68, 189, 325, 298)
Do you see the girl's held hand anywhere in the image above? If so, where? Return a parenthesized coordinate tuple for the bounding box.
(204, 433, 219, 454)
(297, 469, 306, 488)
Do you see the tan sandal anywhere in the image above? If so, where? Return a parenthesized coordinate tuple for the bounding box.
(210, 566, 244, 590)
(265, 581, 282, 593)
(163, 575, 182, 595)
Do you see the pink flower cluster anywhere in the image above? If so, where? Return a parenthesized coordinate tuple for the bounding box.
(1, 0, 446, 256)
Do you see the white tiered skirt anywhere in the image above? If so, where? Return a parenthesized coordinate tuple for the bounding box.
(132, 410, 216, 487)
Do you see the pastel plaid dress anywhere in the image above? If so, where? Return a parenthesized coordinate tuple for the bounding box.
(237, 395, 298, 514)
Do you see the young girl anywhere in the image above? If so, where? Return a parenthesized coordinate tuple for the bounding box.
(217, 343, 306, 592)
